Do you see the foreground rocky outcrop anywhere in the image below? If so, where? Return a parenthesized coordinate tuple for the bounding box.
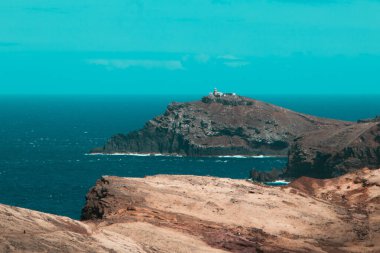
(85, 169, 380, 252)
(0, 204, 147, 252)
(0, 203, 223, 253)
(92, 94, 350, 156)
(1, 168, 379, 252)
(287, 122, 380, 178)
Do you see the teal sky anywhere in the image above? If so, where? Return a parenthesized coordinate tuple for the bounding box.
(1, 0, 380, 95)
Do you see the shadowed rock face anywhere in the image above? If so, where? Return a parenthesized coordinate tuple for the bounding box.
(287, 123, 380, 178)
(249, 168, 285, 182)
(92, 95, 350, 156)
(357, 116, 380, 123)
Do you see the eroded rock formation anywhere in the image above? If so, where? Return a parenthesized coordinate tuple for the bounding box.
(249, 168, 285, 182)
(1, 169, 379, 252)
(92, 94, 350, 156)
(286, 122, 380, 178)
(81, 169, 380, 252)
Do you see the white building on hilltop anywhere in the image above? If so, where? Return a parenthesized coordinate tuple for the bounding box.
(213, 88, 223, 97)
(211, 88, 236, 97)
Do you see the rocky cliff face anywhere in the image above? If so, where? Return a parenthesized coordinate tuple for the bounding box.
(92, 95, 350, 156)
(80, 169, 380, 252)
(286, 122, 380, 178)
(2, 169, 379, 252)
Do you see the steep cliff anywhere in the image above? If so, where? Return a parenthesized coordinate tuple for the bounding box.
(80, 169, 380, 252)
(92, 94, 350, 156)
(1, 169, 379, 252)
(286, 122, 380, 178)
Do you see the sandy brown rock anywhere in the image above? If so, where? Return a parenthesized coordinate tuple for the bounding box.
(0, 204, 146, 253)
(289, 168, 380, 252)
(1, 169, 379, 253)
(0, 204, 226, 253)
(81, 169, 380, 253)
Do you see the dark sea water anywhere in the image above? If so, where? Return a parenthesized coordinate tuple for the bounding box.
(0, 94, 379, 219)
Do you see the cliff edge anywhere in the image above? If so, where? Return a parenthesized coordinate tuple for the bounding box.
(81, 169, 380, 252)
(1, 168, 379, 252)
(286, 122, 380, 178)
(92, 93, 350, 156)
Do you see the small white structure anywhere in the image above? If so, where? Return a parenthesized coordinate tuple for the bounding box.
(211, 88, 237, 97)
(213, 88, 224, 97)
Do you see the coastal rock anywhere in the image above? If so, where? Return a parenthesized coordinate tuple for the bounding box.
(249, 168, 284, 182)
(357, 115, 380, 123)
(92, 94, 350, 156)
(80, 169, 380, 252)
(0, 204, 146, 253)
(286, 122, 380, 178)
(1, 169, 379, 252)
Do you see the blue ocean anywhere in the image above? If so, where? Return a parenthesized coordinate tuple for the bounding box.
(0, 95, 379, 219)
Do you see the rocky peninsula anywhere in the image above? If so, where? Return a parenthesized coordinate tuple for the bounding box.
(1, 168, 379, 252)
(92, 92, 350, 157)
(92, 91, 380, 178)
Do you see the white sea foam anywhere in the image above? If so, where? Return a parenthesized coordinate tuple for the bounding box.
(87, 153, 277, 159)
(86, 153, 183, 157)
(217, 155, 247, 159)
(265, 180, 290, 186)
(274, 180, 290, 184)
(217, 155, 274, 159)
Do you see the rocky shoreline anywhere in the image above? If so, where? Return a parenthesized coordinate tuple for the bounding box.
(92, 94, 350, 158)
(2, 94, 379, 252)
(1, 168, 379, 252)
(92, 94, 380, 179)
(88, 152, 286, 158)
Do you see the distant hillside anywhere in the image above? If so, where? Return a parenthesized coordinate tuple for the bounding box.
(286, 122, 380, 178)
(92, 92, 351, 156)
